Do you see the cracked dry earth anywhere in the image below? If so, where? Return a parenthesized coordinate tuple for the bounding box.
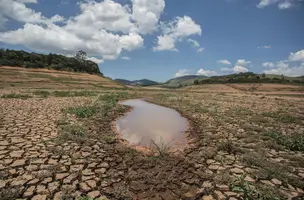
(0, 91, 304, 200)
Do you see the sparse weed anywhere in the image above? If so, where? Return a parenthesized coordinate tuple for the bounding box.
(65, 106, 98, 118)
(103, 135, 116, 144)
(53, 90, 96, 97)
(230, 174, 259, 200)
(1, 93, 32, 99)
(57, 124, 85, 143)
(264, 132, 304, 152)
(218, 140, 243, 154)
(262, 112, 297, 123)
(0, 186, 22, 200)
(33, 90, 50, 98)
(150, 139, 171, 157)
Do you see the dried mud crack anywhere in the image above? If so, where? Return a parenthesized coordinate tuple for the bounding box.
(0, 90, 303, 200)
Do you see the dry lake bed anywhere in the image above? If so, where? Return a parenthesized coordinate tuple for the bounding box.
(0, 68, 304, 200)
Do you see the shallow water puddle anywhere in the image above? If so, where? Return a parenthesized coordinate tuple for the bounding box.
(115, 99, 188, 148)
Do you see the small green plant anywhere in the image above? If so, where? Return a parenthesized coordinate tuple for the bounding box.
(57, 124, 85, 143)
(1, 93, 32, 99)
(33, 90, 50, 98)
(65, 106, 99, 118)
(103, 135, 116, 144)
(218, 140, 243, 154)
(73, 90, 97, 97)
(262, 112, 297, 123)
(53, 90, 96, 97)
(264, 132, 304, 152)
(230, 174, 259, 200)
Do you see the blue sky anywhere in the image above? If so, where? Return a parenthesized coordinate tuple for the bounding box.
(0, 0, 304, 82)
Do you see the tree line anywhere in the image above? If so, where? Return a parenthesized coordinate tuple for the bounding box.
(193, 72, 304, 85)
(0, 49, 101, 75)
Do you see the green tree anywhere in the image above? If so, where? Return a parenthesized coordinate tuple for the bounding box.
(75, 50, 87, 63)
(47, 53, 53, 66)
(193, 79, 199, 85)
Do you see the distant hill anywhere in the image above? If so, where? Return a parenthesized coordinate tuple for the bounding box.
(195, 72, 304, 85)
(161, 75, 208, 88)
(115, 79, 159, 86)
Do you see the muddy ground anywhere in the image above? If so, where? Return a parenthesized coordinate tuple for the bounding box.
(0, 87, 304, 200)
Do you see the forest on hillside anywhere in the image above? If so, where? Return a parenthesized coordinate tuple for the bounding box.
(0, 49, 101, 75)
(193, 72, 304, 85)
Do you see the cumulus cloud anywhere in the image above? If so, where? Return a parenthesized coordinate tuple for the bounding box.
(217, 60, 231, 65)
(154, 16, 202, 51)
(220, 66, 249, 73)
(262, 62, 275, 68)
(174, 69, 190, 77)
(257, 0, 298, 9)
(263, 50, 304, 76)
(196, 68, 217, 76)
(153, 35, 178, 52)
(0, 0, 178, 62)
(236, 59, 251, 66)
(264, 64, 304, 76)
(233, 65, 249, 73)
(289, 49, 304, 62)
(131, 0, 165, 34)
(0, 0, 46, 27)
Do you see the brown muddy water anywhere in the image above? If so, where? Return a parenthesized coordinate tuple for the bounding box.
(115, 99, 189, 149)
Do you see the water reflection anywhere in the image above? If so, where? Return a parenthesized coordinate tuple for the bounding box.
(116, 99, 188, 148)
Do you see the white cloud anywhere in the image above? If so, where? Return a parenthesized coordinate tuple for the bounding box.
(262, 50, 304, 76)
(236, 59, 251, 66)
(220, 66, 249, 73)
(88, 57, 104, 64)
(153, 35, 178, 51)
(197, 48, 204, 53)
(262, 62, 275, 68)
(0, 23, 143, 61)
(121, 56, 130, 60)
(289, 49, 304, 62)
(0, 0, 150, 61)
(187, 39, 200, 48)
(131, 0, 165, 34)
(278, 2, 292, 9)
(220, 67, 233, 72)
(233, 65, 249, 73)
(218, 60, 231, 65)
(264, 65, 304, 76)
(154, 16, 202, 51)
(0, 0, 44, 26)
(257, 0, 298, 9)
(174, 69, 190, 77)
(66, 0, 134, 34)
(258, 45, 271, 49)
(196, 68, 217, 76)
